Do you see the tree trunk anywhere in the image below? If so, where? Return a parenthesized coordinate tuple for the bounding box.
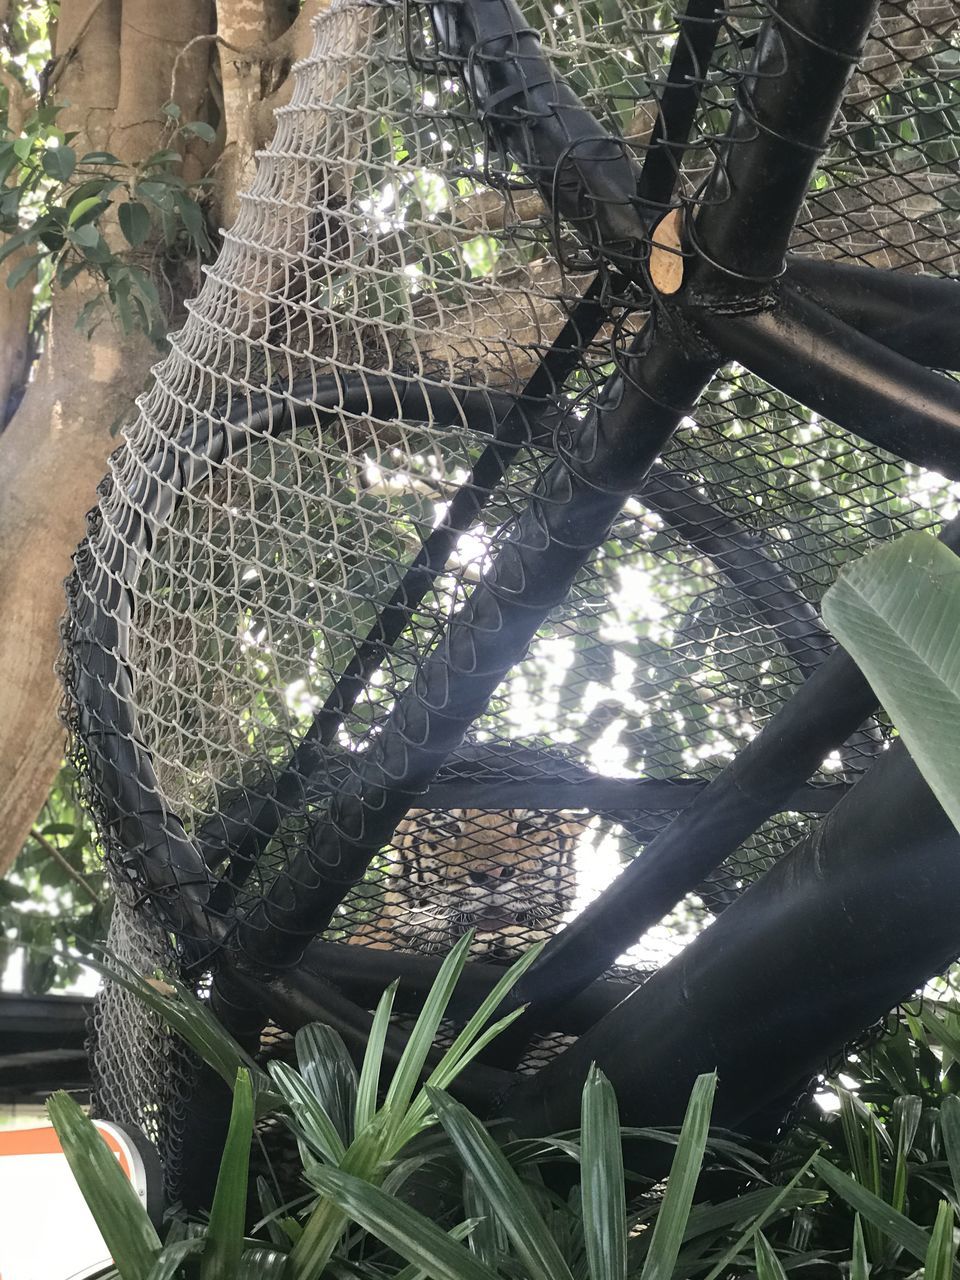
(0, 0, 210, 873)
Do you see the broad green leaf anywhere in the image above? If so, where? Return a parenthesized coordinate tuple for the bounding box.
(309, 1165, 500, 1280)
(77, 951, 276, 1113)
(297, 1023, 357, 1147)
(394, 1221, 481, 1280)
(42, 144, 76, 181)
(941, 1096, 960, 1204)
(851, 1215, 871, 1280)
(702, 1151, 819, 1280)
(6, 251, 43, 289)
(428, 1087, 575, 1280)
(201, 1068, 254, 1280)
(394, 939, 544, 1149)
(290, 1110, 393, 1280)
(681, 1187, 825, 1244)
(754, 1233, 788, 1280)
(384, 932, 473, 1130)
(822, 532, 960, 833)
(813, 1155, 942, 1268)
(356, 980, 398, 1131)
(68, 195, 107, 226)
(640, 1073, 716, 1280)
(182, 120, 216, 143)
(892, 1095, 922, 1213)
(69, 222, 101, 250)
(581, 1066, 627, 1280)
(145, 1239, 204, 1280)
(47, 1091, 161, 1280)
(269, 1058, 347, 1164)
(119, 201, 151, 248)
(235, 1247, 290, 1277)
(80, 151, 122, 165)
(927, 1201, 957, 1280)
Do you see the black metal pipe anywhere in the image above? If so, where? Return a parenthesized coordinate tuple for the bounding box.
(65, 376, 522, 953)
(640, 465, 832, 676)
(301, 939, 638, 1034)
(785, 257, 960, 372)
(635, 0, 725, 209)
(431, 0, 652, 257)
(201, 282, 610, 895)
(489, 514, 960, 1052)
(499, 739, 960, 1137)
(223, 965, 513, 1114)
(692, 0, 878, 288)
(701, 287, 960, 481)
(235, 325, 719, 968)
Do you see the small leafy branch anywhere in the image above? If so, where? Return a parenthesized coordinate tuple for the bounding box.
(0, 101, 216, 339)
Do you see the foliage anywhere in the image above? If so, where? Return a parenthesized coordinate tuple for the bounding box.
(46, 932, 960, 1280)
(822, 530, 960, 835)
(0, 101, 215, 340)
(1, 762, 108, 992)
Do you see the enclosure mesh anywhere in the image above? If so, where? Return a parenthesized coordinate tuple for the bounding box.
(60, 0, 960, 1187)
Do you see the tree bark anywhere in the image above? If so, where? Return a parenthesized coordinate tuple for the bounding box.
(0, 0, 214, 874)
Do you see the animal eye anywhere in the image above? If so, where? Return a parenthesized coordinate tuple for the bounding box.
(515, 818, 537, 837)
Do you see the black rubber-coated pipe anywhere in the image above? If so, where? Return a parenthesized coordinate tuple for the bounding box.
(692, 0, 878, 287)
(65, 377, 517, 954)
(235, 327, 719, 968)
(493, 512, 960, 1039)
(301, 939, 638, 1034)
(499, 739, 960, 1136)
(786, 257, 960, 372)
(703, 287, 960, 481)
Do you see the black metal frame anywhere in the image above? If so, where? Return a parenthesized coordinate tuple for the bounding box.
(66, 0, 960, 1195)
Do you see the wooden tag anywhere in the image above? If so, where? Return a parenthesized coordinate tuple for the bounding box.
(649, 208, 684, 295)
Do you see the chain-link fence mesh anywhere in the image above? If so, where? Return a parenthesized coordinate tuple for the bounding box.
(59, 0, 960, 1193)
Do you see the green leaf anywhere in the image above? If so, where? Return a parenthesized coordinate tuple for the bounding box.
(42, 144, 76, 182)
(76, 952, 275, 1113)
(161, 102, 182, 119)
(812, 1155, 942, 1268)
(69, 222, 101, 249)
(119, 201, 151, 248)
(941, 1095, 960, 1204)
(851, 1215, 871, 1280)
(428, 1087, 575, 1280)
(892, 1095, 922, 1213)
(356, 980, 397, 1131)
(182, 120, 216, 143)
(309, 1165, 501, 1280)
(385, 933, 474, 1129)
(80, 151, 122, 165)
(201, 1068, 254, 1280)
(927, 1202, 958, 1280)
(296, 1022, 357, 1147)
(143, 149, 183, 167)
(235, 1248, 290, 1277)
(0, 226, 38, 264)
(269, 1058, 347, 1164)
(640, 1073, 716, 1280)
(822, 532, 960, 834)
(754, 1233, 788, 1280)
(145, 1238, 204, 1280)
(68, 195, 107, 226)
(581, 1066, 627, 1280)
(6, 251, 43, 289)
(388, 943, 547, 1151)
(47, 1091, 161, 1280)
